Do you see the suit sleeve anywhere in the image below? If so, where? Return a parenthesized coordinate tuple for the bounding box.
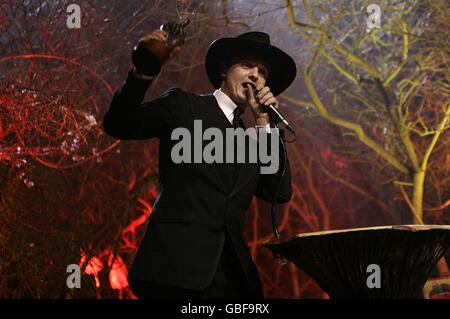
(102, 47, 180, 140)
(255, 129, 293, 204)
(103, 42, 181, 140)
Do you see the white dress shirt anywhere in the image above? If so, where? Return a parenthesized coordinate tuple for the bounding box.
(213, 89, 271, 131)
(213, 89, 237, 125)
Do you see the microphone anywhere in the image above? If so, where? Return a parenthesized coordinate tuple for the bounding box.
(261, 104, 295, 134)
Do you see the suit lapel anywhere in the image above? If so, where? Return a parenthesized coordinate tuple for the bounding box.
(197, 95, 232, 193)
(231, 142, 259, 196)
(231, 117, 259, 196)
(202, 95, 233, 130)
(197, 95, 260, 196)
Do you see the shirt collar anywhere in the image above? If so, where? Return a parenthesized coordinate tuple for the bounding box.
(213, 89, 237, 123)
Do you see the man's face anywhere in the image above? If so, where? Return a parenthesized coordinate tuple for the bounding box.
(219, 57, 269, 109)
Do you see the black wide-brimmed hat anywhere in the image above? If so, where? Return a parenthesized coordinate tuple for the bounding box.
(205, 32, 297, 96)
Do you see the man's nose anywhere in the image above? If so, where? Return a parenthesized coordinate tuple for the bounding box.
(248, 67, 259, 82)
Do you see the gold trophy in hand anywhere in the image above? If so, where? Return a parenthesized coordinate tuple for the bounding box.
(140, 18, 190, 63)
(132, 18, 190, 77)
(161, 18, 190, 55)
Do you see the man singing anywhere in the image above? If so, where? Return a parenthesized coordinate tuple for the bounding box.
(103, 29, 296, 298)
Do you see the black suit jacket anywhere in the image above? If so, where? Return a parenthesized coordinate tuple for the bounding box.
(103, 72, 292, 293)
